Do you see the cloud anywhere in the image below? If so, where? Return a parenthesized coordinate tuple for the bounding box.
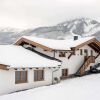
(0, 0, 99, 29)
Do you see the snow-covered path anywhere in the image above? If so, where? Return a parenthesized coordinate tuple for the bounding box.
(0, 74, 100, 100)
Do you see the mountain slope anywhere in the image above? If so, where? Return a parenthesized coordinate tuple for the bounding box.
(32, 18, 100, 40)
(0, 18, 100, 44)
(0, 28, 33, 44)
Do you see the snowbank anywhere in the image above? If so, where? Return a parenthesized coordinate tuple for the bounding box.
(0, 74, 100, 100)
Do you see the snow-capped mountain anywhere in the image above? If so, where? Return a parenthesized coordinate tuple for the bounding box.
(0, 18, 100, 44)
(0, 28, 33, 44)
(32, 18, 100, 40)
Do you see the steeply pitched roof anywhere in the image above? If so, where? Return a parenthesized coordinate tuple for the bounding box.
(0, 45, 61, 68)
(15, 36, 100, 51)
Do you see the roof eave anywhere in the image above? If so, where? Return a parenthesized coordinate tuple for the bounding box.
(71, 38, 100, 52)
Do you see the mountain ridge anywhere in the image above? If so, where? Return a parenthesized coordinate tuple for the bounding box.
(0, 18, 100, 44)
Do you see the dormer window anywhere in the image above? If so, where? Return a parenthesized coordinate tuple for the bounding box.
(59, 52, 66, 57)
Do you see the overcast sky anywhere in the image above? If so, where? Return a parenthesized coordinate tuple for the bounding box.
(0, 0, 100, 29)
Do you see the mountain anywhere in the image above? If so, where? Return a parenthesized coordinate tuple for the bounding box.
(0, 18, 100, 44)
(0, 28, 33, 44)
(32, 18, 100, 40)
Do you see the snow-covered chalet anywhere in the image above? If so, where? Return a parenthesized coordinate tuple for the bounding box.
(0, 35, 100, 95)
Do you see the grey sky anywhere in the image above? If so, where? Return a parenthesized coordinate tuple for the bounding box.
(0, 0, 100, 29)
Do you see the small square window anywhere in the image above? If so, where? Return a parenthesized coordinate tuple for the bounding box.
(34, 70, 44, 81)
(59, 52, 66, 57)
(15, 71, 27, 84)
(91, 50, 93, 56)
(80, 49, 83, 55)
(84, 49, 88, 56)
(62, 69, 68, 77)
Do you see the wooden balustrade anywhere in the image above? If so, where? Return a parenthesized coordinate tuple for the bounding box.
(78, 56, 95, 75)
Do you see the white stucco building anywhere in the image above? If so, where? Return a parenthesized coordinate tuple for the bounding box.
(15, 36, 100, 77)
(0, 36, 100, 95)
(0, 45, 61, 95)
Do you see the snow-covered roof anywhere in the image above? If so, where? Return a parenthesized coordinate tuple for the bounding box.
(0, 45, 61, 68)
(22, 36, 95, 50)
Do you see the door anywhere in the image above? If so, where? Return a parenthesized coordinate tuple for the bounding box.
(62, 69, 68, 78)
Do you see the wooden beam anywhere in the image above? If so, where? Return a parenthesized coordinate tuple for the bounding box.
(93, 39, 100, 46)
(88, 43, 100, 52)
(0, 64, 8, 70)
(95, 53, 100, 59)
(15, 37, 53, 51)
(68, 52, 75, 59)
(71, 38, 100, 53)
(71, 38, 96, 50)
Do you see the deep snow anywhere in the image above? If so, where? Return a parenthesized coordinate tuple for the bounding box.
(0, 74, 100, 100)
(0, 45, 60, 67)
(21, 36, 94, 50)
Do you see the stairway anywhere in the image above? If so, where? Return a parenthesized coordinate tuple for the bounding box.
(76, 56, 95, 76)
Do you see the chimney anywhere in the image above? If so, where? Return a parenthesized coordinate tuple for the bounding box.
(74, 36, 78, 40)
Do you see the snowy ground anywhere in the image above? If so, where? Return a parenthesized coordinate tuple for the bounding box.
(0, 74, 100, 100)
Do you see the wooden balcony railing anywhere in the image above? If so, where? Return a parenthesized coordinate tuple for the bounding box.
(76, 56, 95, 76)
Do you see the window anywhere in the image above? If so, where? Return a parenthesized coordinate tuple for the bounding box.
(34, 70, 44, 81)
(84, 49, 88, 56)
(80, 49, 83, 55)
(15, 71, 27, 84)
(59, 52, 66, 57)
(62, 69, 68, 77)
(91, 50, 93, 56)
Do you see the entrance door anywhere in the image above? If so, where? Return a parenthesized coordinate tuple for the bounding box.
(62, 69, 68, 78)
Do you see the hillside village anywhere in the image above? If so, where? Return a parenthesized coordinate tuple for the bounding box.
(0, 35, 100, 95)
